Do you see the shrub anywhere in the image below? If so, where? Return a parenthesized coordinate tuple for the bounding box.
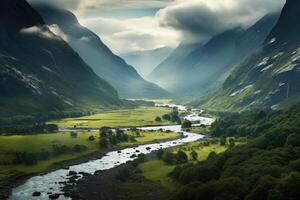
(88, 135, 95, 141)
(155, 116, 162, 122)
(70, 131, 78, 138)
(99, 138, 109, 148)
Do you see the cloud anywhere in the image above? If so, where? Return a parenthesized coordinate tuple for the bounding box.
(79, 16, 180, 54)
(20, 26, 59, 40)
(156, 0, 285, 43)
(48, 24, 70, 42)
(28, 0, 286, 53)
(28, 0, 173, 12)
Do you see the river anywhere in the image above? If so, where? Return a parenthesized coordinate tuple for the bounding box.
(10, 109, 215, 200)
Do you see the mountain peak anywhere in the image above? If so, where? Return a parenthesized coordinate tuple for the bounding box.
(267, 0, 300, 42)
(0, 0, 44, 30)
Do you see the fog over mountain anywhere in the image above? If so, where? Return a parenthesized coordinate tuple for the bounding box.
(33, 4, 169, 99)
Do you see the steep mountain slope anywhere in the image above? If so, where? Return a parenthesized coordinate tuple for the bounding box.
(120, 47, 172, 78)
(0, 0, 122, 119)
(148, 42, 202, 90)
(205, 0, 300, 111)
(148, 14, 279, 96)
(33, 4, 169, 99)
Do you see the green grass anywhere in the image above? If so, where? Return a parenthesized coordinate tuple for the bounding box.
(139, 142, 227, 190)
(0, 132, 100, 187)
(50, 107, 173, 128)
(189, 126, 210, 134)
(122, 131, 180, 146)
(0, 130, 180, 191)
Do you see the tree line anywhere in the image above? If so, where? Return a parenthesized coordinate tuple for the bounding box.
(169, 104, 300, 200)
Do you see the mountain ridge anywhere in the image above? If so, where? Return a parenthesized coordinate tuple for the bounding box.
(148, 13, 279, 98)
(0, 0, 122, 119)
(204, 0, 300, 111)
(33, 4, 170, 99)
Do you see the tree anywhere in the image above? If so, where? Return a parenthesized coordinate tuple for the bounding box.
(70, 131, 77, 138)
(182, 120, 192, 129)
(285, 133, 300, 147)
(220, 137, 226, 146)
(229, 138, 235, 148)
(99, 138, 108, 148)
(157, 149, 164, 159)
(88, 135, 95, 141)
(176, 150, 188, 163)
(99, 127, 112, 138)
(163, 151, 175, 164)
(190, 150, 198, 160)
(155, 116, 162, 122)
(162, 114, 171, 121)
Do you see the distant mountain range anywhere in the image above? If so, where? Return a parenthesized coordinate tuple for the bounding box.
(148, 13, 279, 98)
(33, 4, 169, 99)
(120, 47, 173, 78)
(205, 0, 300, 111)
(0, 0, 122, 119)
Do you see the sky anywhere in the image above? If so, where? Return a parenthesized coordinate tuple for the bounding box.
(29, 0, 286, 54)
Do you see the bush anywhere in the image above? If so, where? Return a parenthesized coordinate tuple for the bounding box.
(162, 114, 171, 121)
(163, 151, 176, 164)
(99, 138, 109, 148)
(176, 150, 188, 163)
(190, 150, 198, 160)
(155, 116, 162, 122)
(88, 135, 95, 141)
(285, 133, 300, 147)
(73, 144, 87, 152)
(52, 144, 70, 155)
(182, 120, 192, 129)
(70, 131, 78, 138)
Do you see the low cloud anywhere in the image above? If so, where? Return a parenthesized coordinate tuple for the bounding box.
(20, 26, 59, 40)
(80, 16, 180, 54)
(156, 0, 285, 43)
(48, 24, 70, 42)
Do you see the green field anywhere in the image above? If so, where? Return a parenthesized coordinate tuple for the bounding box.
(139, 142, 227, 190)
(50, 107, 173, 128)
(0, 129, 180, 190)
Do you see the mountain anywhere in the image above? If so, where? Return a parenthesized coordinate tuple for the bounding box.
(205, 0, 300, 111)
(148, 14, 279, 97)
(33, 4, 169, 99)
(0, 0, 122, 119)
(120, 47, 172, 78)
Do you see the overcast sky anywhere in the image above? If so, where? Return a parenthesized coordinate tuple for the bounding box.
(29, 0, 285, 54)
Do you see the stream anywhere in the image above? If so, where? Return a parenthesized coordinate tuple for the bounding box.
(10, 110, 215, 200)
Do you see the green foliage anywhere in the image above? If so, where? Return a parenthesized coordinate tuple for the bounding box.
(176, 150, 188, 164)
(171, 104, 300, 200)
(155, 116, 162, 122)
(99, 138, 109, 149)
(190, 150, 198, 160)
(157, 149, 164, 159)
(70, 131, 78, 138)
(0, 123, 58, 135)
(88, 135, 95, 141)
(181, 120, 192, 129)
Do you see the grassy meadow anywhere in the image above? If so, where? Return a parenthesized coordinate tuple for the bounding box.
(0, 129, 180, 190)
(139, 140, 230, 190)
(50, 106, 173, 128)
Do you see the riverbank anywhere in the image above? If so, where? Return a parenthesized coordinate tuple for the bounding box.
(1, 132, 182, 200)
(10, 131, 203, 199)
(62, 153, 170, 200)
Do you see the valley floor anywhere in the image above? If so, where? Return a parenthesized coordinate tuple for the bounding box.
(0, 106, 176, 199)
